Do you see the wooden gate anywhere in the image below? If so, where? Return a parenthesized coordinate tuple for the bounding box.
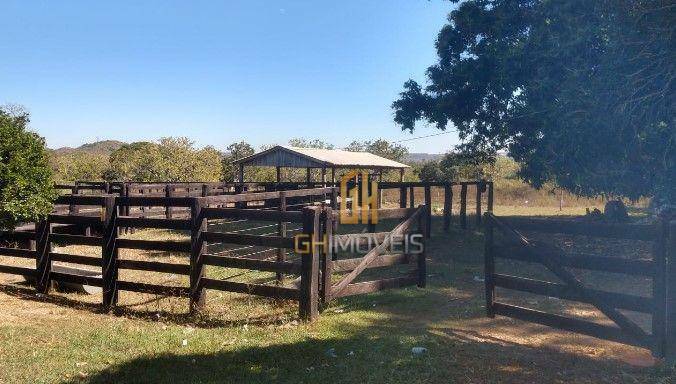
(484, 213, 673, 358)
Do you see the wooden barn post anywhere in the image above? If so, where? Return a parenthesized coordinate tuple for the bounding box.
(476, 181, 484, 227)
(320, 207, 334, 304)
(399, 185, 407, 208)
(299, 206, 319, 321)
(484, 213, 495, 317)
(165, 184, 173, 219)
(487, 181, 494, 213)
(190, 197, 207, 312)
(416, 205, 428, 288)
(276, 192, 287, 283)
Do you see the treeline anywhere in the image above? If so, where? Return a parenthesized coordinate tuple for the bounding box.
(49, 137, 422, 183)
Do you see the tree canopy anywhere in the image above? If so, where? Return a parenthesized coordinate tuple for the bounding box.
(392, 0, 674, 201)
(0, 107, 54, 229)
(346, 139, 409, 163)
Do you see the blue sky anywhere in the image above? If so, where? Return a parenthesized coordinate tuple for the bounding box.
(1, 1, 459, 153)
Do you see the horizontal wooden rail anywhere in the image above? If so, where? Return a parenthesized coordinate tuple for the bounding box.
(331, 207, 418, 221)
(202, 208, 303, 222)
(0, 230, 35, 241)
(0, 264, 35, 277)
(492, 302, 651, 348)
(499, 216, 658, 241)
(0, 247, 36, 259)
(203, 254, 301, 274)
(117, 259, 190, 275)
(48, 214, 102, 226)
(54, 195, 112, 205)
(201, 278, 300, 300)
(202, 232, 295, 249)
(51, 272, 103, 287)
(115, 239, 191, 252)
(116, 216, 191, 230)
(493, 274, 654, 313)
(332, 254, 411, 273)
(50, 234, 102, 246)
(116, 196, 195, 207)
(494, 246, 655, 277)
(50, 253, 102, 267)
(116, 280, 190, 297)
(332, 276, 418, 298)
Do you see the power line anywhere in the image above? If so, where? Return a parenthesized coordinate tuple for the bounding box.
(394, 130, 456, 143)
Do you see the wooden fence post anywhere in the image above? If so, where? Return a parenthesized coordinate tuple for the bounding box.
(35, 219, 51, 294)
(321, 207, 333, 304)
(476, 181, 483, 227)
(652, 217, 668, 357)
(460, 184, 468, 229)
(424, 185, 432, 237)
(102, 196, 118, 309)
(276, 192, 287, 283)
(665, 220, 676, 362)
(443, 184, 452, 231)
(409, 186, 415, 208)
(399, 186, 407, 209)
(416, 206, 428, 288)
(165, 184, 173, 219)
(487, 181, 494, 213)
(484, 213, 495, 317)
(299, 207, 319, 321)
(190, 198, 207, 312)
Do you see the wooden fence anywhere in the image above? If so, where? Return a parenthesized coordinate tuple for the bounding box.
(484, 213, 676, 359)
(0, 186, 430, 321)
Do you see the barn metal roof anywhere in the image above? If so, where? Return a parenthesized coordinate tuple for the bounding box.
(233, 145, 410, 169)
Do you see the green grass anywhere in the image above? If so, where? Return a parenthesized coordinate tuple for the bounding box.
(0, 216, 673, 384)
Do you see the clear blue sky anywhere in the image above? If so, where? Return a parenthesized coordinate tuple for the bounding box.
(2, 1, 459, 153)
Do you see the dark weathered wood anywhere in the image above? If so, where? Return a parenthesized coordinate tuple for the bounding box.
(102, 196, 118, 309)
(277, 192, 287, 282)
(499, 216, 658, 241)
(0, 264, 35, 277)
(399, 186, 407, 209)
(493, 245, 655, 276)
(652, 218, 667, 357)
(202, 207, 303, 222)
(331, 206, 423, 298)
(665, 220, 676, 362)
(35, 220, 51, 294)
(417, 206, 427, 287)
(460, 184, 468, 229)
(409, 186, 414, 208)
(332, 253, 410, 273)
(115, 238, 191, 252)
(50, 233, 102, 246)
(494, 274, 654, 313)
(202, 278, 300, 300)
(202, 232, 295, 248)
(54, 195, 109, 206)
(332, 276, 418, 298)
(487, 181, 494, 212)
(493, 302, 651, 348)
(489, 214, 650, 346)
(484, 214, 495, 317)
(203, 254, 301, 274)
(117, 280, 190, 297)
(165, 184, 173, 219)
(117, 259, 190, 275)
(48, 214, 101, 226)
(0, 247, 35, 259)
(424, 185, 432, 236)
(0, 230, 35, 241)
(443, 185, 452, 231)
(190, 198, 206, 311)
(116, 216, 191, 230)
(117, 196, 195, 207)
(321, 207, 334, 304)
(332, 232, 390, 250)
(475, 182, 483, 226)
(51, 272, 103, 287)
(50, 253, 101, 267)
(299, 207, 319, 321)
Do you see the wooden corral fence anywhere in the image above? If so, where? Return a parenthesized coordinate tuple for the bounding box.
(0, 185, 433, 321)
(484, 213, 676, 360)
(57, 180, 494, 232)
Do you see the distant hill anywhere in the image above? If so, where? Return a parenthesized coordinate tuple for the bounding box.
(405, 153, 444, 163)
(51, 140, 126, 155)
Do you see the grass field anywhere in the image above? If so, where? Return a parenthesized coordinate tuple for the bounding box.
(0, 210, 673, 383)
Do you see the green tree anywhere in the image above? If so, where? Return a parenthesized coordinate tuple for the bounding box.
(221, 141, 255, 182)
(50, 152, 109, 182)
(345, 139, 409, 163)
(288, 138, 335, 149)
(392, 0, 674, 201)
(0, 106, 55, 229)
